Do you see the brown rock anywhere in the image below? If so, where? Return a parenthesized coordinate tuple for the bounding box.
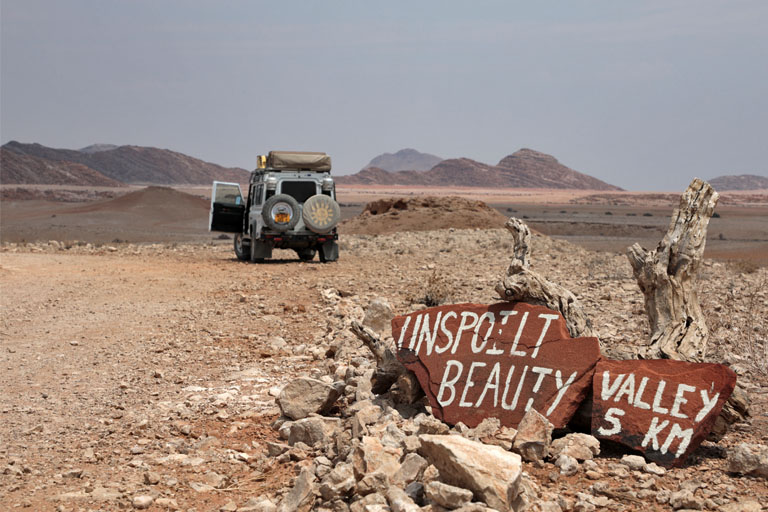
(591, 359, 736, 467)
(394, 302, 600, 428)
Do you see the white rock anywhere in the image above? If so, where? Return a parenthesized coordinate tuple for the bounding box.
(362, 298, 393, 336)
(132, 495, 154, 509)
(620, 454, 646, 471)
(419, 434, 522, 511)
(555, 454, 579, 476)
(512, 409, 553, 462)
(425, 480, 473, 509)
(727, 443, 768, 478)
(549, 433, 600, 461)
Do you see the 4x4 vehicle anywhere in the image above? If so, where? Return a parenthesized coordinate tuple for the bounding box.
(209, 151, 340, 262)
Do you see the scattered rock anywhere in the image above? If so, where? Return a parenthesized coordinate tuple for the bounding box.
(239, 496, 277, 512)
(363, 298, 394, 336)
(555, 454, 579, 476)
(549, 433, 600, 461)
(277, 377, 341, 420)
(132, 495, 154, 509)
(276, 467, 316, 512)
(727, 443, 768, 478)
(513, 409, 553, 462)
(419, 434, 522, 511)
(425, 480, 473, 509)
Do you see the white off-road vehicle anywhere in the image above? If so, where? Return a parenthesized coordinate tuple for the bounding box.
(209, 151, 340, 262)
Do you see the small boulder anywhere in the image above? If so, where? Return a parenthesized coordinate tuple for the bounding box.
(425, 481, 473, 509)
(276, 467, 316, 512)
(352, 436, 402, 480)
(363, 298, 393, 336)
(277, 377, 340, 420)
(419, 434, 522, 511)
(513, 409, 553, 462)
(549, 433, 600, 461)
(727, 443, 768, 478)
(555, 454, 579, 476)
(132, 495, 154, 509)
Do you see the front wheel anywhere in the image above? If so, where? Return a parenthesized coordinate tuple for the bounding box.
(234, 234, 250, 261)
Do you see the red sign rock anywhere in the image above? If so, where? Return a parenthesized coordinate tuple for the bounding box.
(393, 302, 600, 429)
(591, 359, 736, 467)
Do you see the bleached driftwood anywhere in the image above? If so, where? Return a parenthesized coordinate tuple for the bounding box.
(627, 178, 718, 361)
(350, 320, 422, 403)
(495, 218, 596, 339)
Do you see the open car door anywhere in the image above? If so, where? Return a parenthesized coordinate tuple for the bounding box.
(209, 181, 245, 233)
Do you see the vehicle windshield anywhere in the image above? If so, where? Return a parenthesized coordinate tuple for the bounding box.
(280, 181, 317, 203)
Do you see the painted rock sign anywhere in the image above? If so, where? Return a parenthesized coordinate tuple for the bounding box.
(592, 359, 736, 467)
(393, 302, 601, 429)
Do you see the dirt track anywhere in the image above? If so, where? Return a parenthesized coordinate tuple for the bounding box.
(1, 231, 767, 510)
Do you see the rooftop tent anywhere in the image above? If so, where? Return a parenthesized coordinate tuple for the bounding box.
(267, 151, 332, 171)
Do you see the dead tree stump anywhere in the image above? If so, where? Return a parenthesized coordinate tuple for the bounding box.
(350, 320, 422, 403)
(495, 217, 596, 339)
(627, 178, 718, 361)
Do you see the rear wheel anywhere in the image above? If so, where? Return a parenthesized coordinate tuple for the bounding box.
(234, 234, 250, 261)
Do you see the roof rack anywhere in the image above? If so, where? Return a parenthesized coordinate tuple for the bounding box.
(265, 151, 331, 172)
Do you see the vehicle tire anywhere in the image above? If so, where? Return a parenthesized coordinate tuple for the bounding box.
(296, 248, 316, 261)
(234, 234, 250, 261)
(302, 194, 341, 234)
(319, 241, 339, 263)
(262, 194, 300, 232)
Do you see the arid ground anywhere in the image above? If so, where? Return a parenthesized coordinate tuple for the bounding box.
(1, 184, 766, 510)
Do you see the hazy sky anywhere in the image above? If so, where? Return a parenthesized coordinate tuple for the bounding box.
(2, 1, 766, 190)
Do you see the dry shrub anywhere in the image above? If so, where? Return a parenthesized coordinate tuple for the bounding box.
(412, 270, 452, 307)
(728, 259, 761, 275)
(706, 274, 767, 377)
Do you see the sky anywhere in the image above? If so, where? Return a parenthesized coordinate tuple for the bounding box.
(1, 1, 766, 191)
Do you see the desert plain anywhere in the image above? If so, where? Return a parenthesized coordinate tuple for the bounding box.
(0, 183, 767, 511)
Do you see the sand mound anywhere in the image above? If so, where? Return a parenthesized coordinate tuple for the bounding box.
(67, 186, 209, 221)
(340, 196, 507, 235)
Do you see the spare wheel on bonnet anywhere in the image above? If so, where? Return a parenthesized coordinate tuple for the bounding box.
(302, 194, 341, 234)
(262, 194, 300, 232)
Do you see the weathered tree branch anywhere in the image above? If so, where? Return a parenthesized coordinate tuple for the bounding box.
(350, 320, 422, 402)
(626, 178, 718, 361)
(495, 218, 596, 339)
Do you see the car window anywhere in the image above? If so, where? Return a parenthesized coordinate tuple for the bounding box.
(280, 181, 317, 203)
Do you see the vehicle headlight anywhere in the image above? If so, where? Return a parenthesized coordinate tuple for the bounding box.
(321, 177, 334, 191)
(265, 175, 277, 190)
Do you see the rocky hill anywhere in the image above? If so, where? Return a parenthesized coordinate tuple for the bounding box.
(0, 148, 124, 187)
(340, 148, 621, 190)
(364, 148, 444, 172)
(710, 174, 768, 191)
(2, 141, 249, 185)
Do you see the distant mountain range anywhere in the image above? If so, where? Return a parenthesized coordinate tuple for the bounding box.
(0, 148, 125, 187)
(340, 148, 622, 191)
(365, 148, 444, 172)
(1, 141, 249, 186)
(709, 174, 768, 191)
